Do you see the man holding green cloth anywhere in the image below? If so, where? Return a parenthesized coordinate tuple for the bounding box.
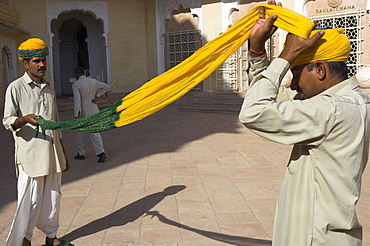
(239, 1, 370, 245)
(3, 38, 73, 246)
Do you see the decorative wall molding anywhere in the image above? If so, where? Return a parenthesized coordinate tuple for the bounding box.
(46, 1, 111, 88)
(156, 0, 202, 74)
(47, 1, 108, 33)
(156, 0, 201, 33)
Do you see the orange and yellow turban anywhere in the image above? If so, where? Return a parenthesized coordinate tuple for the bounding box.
(18, 38, 49, 61)
(290, 28, 351, 68)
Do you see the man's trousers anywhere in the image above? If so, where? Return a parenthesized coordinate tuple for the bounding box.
(5, 166, 62, 246)
(76, 131, 105, 156)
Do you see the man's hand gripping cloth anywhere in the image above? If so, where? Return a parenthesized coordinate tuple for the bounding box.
(36, 3, 319, 133)
(291, 28, 351, 68)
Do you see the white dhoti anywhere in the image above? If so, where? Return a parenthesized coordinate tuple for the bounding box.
(5, 166, 62, 246)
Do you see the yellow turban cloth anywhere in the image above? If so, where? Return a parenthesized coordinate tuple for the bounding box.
(36, 3, 351, 133)
(290, 28, 351, 68)
(18, 38, 49, 61)
(114, 3, 316, 127)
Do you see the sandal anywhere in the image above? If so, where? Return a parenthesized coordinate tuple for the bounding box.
(45, 237, 74, 246)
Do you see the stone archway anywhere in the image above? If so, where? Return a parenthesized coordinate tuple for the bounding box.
(156, 0, 202, 74)
(1, 47, 10, 114)
(2, 47, 10, 90)
(1, 46, 16, 89)
(0, 38, 17, 115)
(47, 1, 110, 97)
(52, 13, 102, 96)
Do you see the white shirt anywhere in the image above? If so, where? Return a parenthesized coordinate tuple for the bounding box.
(72, 75, 111, 118)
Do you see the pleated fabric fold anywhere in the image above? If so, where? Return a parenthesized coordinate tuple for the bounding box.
(36, 3, 315, 133)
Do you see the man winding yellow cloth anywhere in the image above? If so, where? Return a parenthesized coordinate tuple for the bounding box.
(36, 3, 349, 132)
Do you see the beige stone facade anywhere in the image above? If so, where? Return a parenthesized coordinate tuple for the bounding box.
(0, 0, 158, 114)
(1, 0, 370, 115)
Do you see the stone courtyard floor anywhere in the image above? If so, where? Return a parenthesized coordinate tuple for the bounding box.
(1, 105, 369, 245)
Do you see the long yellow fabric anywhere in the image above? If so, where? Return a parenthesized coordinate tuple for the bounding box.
(38, 3, 350, 133)
(114, 3, 315, 127)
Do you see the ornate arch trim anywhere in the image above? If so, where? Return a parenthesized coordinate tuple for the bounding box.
(46, 1, 111, 87)
(47, 1, 108, 33)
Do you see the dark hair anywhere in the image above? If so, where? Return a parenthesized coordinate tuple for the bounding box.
(74, 66, 85, 74)
(306, 61, 348, 80)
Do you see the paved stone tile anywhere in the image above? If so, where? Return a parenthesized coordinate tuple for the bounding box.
(245, 198, 277, 221)
(141, 226, 182, 244)
(211, 198, 251, 213)
(178, 202, 216, 221)
(1, 105, 369, 245)
(219, 223, 270, 241)
(103, 227, 140, 245)
(215, 211, 258, 224)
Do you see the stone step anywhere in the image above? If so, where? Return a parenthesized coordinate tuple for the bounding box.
(189, 101, 242, 109)
(177, 106, 240, 114)
(178, 91, 245, 114)
(188, 92, 245, 100)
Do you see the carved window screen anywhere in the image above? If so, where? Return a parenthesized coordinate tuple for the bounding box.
(165, 29, 201, 70)
(310, 11, 364, 77)
(216, 51, 238, 92)
(165, 29, 202, 91)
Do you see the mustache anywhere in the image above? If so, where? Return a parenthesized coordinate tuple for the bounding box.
(38, 67, 46, 72)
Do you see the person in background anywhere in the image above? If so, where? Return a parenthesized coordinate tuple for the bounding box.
(3, 37, 73, 246)
(72, 66, 111, 163)
(239, 1, 370, 245)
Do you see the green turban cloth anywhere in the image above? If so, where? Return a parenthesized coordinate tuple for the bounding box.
(290, 28, 351, 68)
(18, 38, 49, 61)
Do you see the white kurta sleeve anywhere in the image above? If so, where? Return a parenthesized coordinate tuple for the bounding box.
(239, 57, 335, 146)
(3, 83, 20, 132)
(95, 81, 111, 98)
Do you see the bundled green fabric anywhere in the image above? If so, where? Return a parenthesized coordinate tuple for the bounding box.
(36, 3, 315, 133)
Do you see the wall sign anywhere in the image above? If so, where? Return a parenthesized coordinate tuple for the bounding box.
(316, 5, 355, 14)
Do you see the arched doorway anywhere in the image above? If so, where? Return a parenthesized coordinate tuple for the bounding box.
(51, 11, 105, 96)
(156, 0, 202, 74)
(47, 1, 110, 97)
(2, 46, 15, 90)
(57, 18, 89, 96)
(2, 47, 10, 89)
(1, 46, 16, 114)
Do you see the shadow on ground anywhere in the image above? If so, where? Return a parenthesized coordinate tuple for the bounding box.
(61, 185, 271, 246)
(62, 185, 186, 242)
(1, 104, 248, 244)
(146, 210, 272, 246)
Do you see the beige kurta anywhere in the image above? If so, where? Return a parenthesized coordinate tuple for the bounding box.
(3, 72, 66, 178)
(239, 54, 370, 245)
